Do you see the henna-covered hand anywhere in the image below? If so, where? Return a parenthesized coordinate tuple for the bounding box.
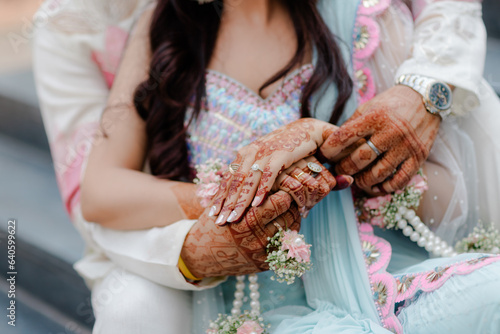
(273, 156, 353, 217)
(171, 182, 205, 219)
(181, 191, 301, 278)
(319, 85, 440, 194)
(209, 118, 338, 225)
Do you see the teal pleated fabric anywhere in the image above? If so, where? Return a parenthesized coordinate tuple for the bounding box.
(190, 0, 500, 332)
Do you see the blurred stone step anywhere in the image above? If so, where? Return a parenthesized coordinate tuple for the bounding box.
(485, 38, 500, 95)
(0, 229, 94, 332)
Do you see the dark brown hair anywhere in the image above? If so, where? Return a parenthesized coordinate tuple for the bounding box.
(134, 0, 353, 181)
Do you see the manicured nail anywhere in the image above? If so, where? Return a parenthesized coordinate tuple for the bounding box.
(335, 175, 354, 190)
(372, 186, 380, 193)
(227, 210, 238, 223)
(251, 196, 262, 207)
(208, 206, 216, 217)
(215, 214, 225, 226)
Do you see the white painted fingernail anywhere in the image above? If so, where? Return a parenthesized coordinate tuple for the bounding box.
(215, 214, 225, 226)
(251, 196, 262, 207)
(227, 210, 238, 222)
(208, 206, 216, 217)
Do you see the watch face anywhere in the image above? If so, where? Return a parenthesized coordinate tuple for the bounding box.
(428, 83, 452, 110)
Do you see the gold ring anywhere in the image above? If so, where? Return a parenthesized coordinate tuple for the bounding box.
(292, 171, 305, 180)
(273, 221, 282, 231)
(228, 163, 239, 174)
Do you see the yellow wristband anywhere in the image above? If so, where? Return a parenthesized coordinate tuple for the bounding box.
(178, 256, 202, 281)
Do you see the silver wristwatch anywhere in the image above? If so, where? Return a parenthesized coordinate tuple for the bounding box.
(396, 74, 453, 119)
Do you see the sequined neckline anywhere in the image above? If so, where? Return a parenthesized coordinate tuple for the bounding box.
(206, 63, 314, 103)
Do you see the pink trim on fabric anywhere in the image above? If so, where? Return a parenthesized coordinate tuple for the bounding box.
(352, 0, 391, 105)
(394, 255, 500, 303)
(358, 0, 391, 16)
(51, 122, 100, 216)
(354, 61, 376, 104)
(359, 223, 403, 334)
(353, 16, 380, 60)
(91, 26, 129, 88)
(358, 221, 500, 333)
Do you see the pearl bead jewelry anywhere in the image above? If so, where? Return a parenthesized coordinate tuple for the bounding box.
(294, 237, 304, 246)
(417, 237, 427, 247)
(404, 209, 416, 220)
(397, 219, 407, 229)
(410, 231, 420, 242)
(230, 274, 261, 317)
(391, 206, 456, 258)
(403, 226, 413, 236)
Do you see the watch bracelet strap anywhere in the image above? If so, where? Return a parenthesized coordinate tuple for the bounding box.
(396, 74, 434, 97)
(396, 74, 452, 119)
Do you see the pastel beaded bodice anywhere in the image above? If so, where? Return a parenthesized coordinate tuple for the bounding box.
(186, 64, 314, 167)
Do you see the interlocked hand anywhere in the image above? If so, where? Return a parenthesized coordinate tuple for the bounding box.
(274, 156, 352, 217)
(181, 191, 300, 278)
(209, 118, 338, 225)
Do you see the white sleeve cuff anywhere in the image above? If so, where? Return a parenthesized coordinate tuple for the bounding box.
(88, 219, 226, 291)
(396, 1, 486, 115)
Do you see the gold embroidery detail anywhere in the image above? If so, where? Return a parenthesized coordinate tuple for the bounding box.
(354, 25, 370, 51)
(362, 241, 380, 265)
(374, 281, 388, 306)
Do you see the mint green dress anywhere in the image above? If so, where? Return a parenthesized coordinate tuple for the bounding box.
(188, 1, 500, 333)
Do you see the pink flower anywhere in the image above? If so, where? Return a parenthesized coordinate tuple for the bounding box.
(370, 216, 385, 228)
(237, 320, 264, 334)
(409, 174, 428, 193)
(206, 330, 217, 334)
(281, 230, 311, 263)
(364, 195, 391, 210)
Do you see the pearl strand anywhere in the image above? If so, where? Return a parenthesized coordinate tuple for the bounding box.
(230, 274, 261, 317)
(248, 274, 260, 316)
(231, 275, 246, 316)
(396, 207, 458, 257)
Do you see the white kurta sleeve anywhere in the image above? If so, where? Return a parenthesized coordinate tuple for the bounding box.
(33, 2, 225, 291)
(396, 1, 487, 115)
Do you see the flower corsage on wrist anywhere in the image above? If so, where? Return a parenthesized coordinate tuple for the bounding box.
(194, 159, 313, 333)
(194, 158, 313, 282)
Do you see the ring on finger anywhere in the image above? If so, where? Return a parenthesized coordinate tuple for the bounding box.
(228, 163, 240, 174)
(292, 171, 305, 181)
(251, 163, 264, 173)
(273, 221, 283, 232)
(307, 162, 322, 178)
(366, 139, 382, 157)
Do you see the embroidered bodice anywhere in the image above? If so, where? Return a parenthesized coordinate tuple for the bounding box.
(186, 64, 314, 168)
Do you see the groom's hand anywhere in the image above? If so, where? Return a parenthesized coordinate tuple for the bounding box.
(319, 86, 440, 194)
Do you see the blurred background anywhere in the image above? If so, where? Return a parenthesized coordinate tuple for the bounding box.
(0, 0, 499, 333)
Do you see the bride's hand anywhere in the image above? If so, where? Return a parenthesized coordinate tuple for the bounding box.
(273, 156, 353, 217)
(209, 118, 337, 225)
(181, 191, 300, 278)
